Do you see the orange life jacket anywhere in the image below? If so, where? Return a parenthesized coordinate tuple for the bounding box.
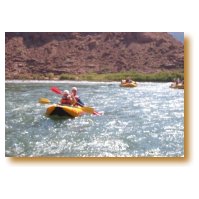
(61, 96, 72, 105)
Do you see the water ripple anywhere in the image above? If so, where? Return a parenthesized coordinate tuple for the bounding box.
(5, 82, 184, 157)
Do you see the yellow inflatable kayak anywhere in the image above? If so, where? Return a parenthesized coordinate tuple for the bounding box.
(46, 104, 85, 118)
(120, 80, 137, 88)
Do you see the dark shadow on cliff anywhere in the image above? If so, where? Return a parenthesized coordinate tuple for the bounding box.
(5, 32, 107, 48)
(5, 32, 178, 48)
(5, 32, 79, 48)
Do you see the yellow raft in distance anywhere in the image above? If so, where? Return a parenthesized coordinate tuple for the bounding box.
(169, 83, 184, 89)
(120, 80, 137, 88)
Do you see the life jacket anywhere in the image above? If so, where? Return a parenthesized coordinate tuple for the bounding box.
(61, 96, 72, 105)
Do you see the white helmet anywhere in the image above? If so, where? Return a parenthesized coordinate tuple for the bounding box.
(72, 87, 77, 91)
(63, 90, 69, 94)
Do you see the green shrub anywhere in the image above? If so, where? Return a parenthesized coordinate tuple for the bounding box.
(46, 73, 54, 80)
(59, 74, 77, 80)
(57, 70, 184, 82)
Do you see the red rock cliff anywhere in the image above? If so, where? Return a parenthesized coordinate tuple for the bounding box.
(5, 32, 184, 79)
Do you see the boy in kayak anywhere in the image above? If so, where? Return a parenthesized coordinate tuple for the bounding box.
(60, 90, 76, 105)
(70, 87, 85, 107)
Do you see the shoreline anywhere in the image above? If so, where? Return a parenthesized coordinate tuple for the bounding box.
(5, 80, 120, 84)
(5, 80, 173, 84)
(6, 70, 184, 82)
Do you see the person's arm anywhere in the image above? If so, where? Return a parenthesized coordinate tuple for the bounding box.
(60, 97, 63, 104)
(77, 98, 84, 106)
(70, 95, 77, 106)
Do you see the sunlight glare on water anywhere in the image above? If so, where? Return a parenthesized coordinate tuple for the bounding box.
(5, 81, 184, 157)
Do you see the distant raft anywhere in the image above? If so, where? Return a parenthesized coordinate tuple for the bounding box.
(46, 104, 85, 118)
(170, 83, 184, 89)
(120, 80, 137, 88)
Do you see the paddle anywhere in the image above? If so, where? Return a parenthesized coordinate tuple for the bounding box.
(50, 86, 97, 114)
(51, 86, 63, 95)
(39, 98, 51, 104)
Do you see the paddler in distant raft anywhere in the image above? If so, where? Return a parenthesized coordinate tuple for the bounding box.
(125, 77, 132, 83)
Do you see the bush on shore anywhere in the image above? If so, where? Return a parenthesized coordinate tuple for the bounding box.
(13, 70, 184, 82)
(59, 70, 184, 82)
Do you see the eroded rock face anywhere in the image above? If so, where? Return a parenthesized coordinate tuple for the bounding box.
(5, 32, 184, 79)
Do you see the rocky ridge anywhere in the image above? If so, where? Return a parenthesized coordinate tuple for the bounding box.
(5, 32, 184, 79)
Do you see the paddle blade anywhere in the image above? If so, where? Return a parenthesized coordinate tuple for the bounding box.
(93, 111, 102, 116)
(39, 98, 51, 104)
(80, 106, 95, 114)
(51, 87, 63, 95)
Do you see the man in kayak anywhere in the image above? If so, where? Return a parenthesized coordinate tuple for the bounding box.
(70, 87, 101, 115)
(60, 90, 76, 105)
(70, 87, 85, 107)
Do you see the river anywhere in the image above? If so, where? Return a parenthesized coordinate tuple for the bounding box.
(5, 81, 184, 157)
